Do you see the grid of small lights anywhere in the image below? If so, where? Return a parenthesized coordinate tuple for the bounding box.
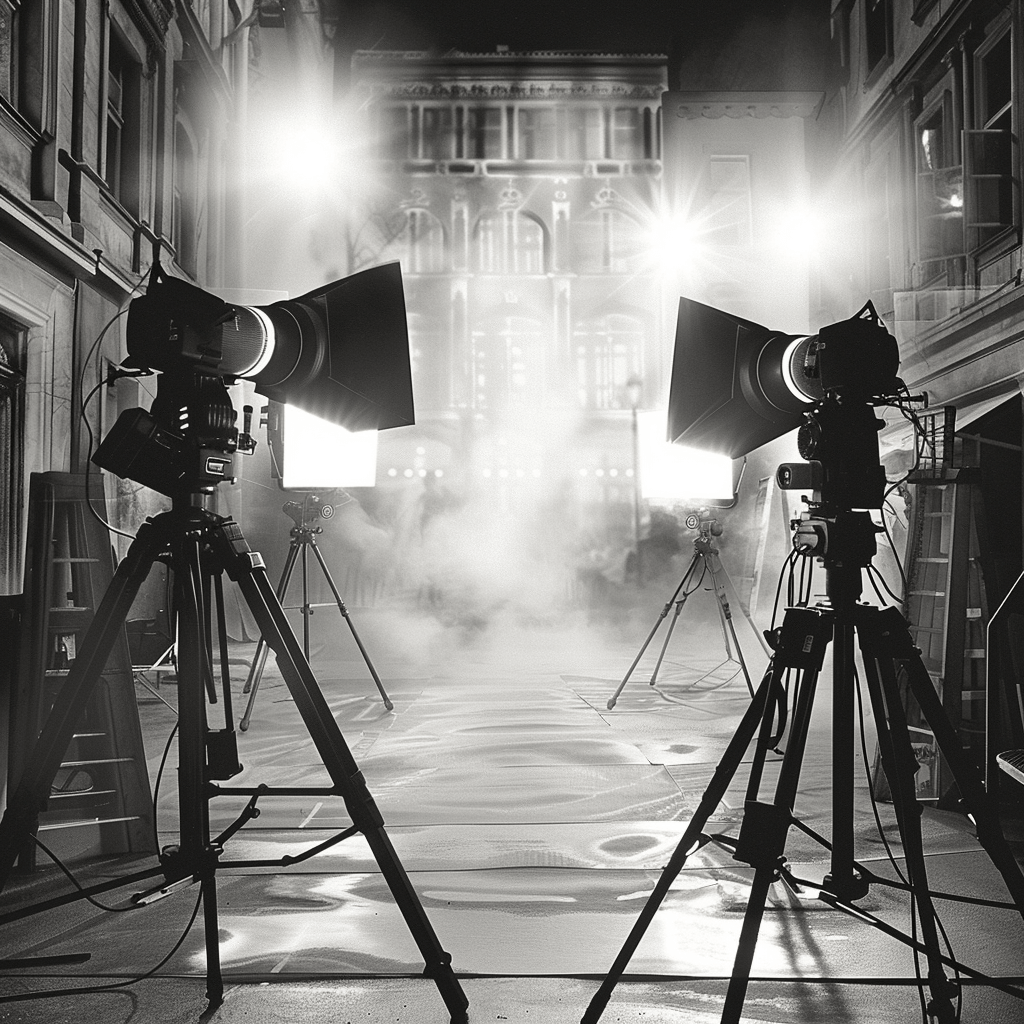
(578, 467, 635, 478)
(384, 449, 637, 481)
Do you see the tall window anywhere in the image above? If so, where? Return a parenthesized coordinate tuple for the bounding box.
(475, 211, 546, 274)
(865, 0, 892, 76)
(0, 314, 26, 596)
(518, 108, 557, 159)
(466, 107, 504, 160)
(573, 313, 644, 410)
(402, 208, 446, 273)
(0, 0, 19, 105)
(915, 90, 963, 265)
(471, 314, 546, 411)
(703, 156, 752, 246)
(560, 107, 603, 160)
(420, 107, 452, 160)
(173, 119, 198, 276)
(103, 28, 141, 212)
(965, 28, 1016, 249)
(408, 311, 448, 412)
(574, 208, 646, 273)
(610, 107, 644, 160)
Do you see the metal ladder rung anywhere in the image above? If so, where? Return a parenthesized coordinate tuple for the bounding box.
(37, 816, 143, 832)
(59, 757, 135, 767)
(49, 788, 118, 800)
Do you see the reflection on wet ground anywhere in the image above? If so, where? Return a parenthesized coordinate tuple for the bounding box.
(1, 611, 1022, 1023)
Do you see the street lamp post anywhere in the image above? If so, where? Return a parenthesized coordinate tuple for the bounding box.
(626, 375, 643, 586)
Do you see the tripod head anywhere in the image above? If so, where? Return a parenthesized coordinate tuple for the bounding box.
(282, 493, 335, 530)
(93, 370, 257, 502)
(683, 508, 725, 554)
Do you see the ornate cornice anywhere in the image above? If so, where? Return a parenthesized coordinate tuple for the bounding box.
(353, 48, 668, 102)
(366, 81, 666, 101)
(126, 0, 175, 51)
(669, 91, 825, 120)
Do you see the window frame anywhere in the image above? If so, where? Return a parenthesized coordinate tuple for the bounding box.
(172, 115, 199, 277)
(703, 154, 754, 247)
(573, 312, 645, 411)
(864, 0, 893, 84)
(100, 21, 143, 215)
(965, 21, 1019, 259)
(913, 82, 965, 270)
(0, 312, 26, 596)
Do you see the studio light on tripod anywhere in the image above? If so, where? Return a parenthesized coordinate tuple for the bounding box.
(94, 261, 413, 498)
(667, 296, 902, 462)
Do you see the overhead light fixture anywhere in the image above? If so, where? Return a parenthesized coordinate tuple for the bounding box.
(667, 297, 901, 459)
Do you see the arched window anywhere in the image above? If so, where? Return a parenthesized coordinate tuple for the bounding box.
(573, 313, 645, 410)
(475, 210, 547, 274)
(402, 208, 447, 273)
(573, 208, 646, 274)
(471, 312, 547, 411)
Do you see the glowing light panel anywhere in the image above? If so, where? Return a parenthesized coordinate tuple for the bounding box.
(638, 411, 734, 502)
(281, 404, 378, 490)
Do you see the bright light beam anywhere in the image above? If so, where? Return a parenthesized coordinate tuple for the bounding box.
(638, 411, 734, 503)
(281, 404, 378, 490)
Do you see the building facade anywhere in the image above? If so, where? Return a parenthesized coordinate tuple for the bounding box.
(0, 0, 252, 802)
(345, 50, 667, 504)
(813, 0, 1024, 780)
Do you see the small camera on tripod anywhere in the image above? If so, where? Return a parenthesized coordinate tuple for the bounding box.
(283, 494, 335, 529)
(683, 508, 723, 537)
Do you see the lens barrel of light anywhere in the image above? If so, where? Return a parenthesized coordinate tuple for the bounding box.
(751, 331, 822, 413)
(247, 302, 322, 392)
(215, 307, 277, 378)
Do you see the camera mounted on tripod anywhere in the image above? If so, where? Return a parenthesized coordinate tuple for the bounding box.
(683, 507, 724, 540)
(283, 493, 335, 530)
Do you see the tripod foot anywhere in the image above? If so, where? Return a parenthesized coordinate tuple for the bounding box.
(384, 698, 394, 712)
(606, 697, 617, 710)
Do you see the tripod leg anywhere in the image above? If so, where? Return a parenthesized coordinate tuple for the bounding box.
(239, 541, 299, 730)
(720, 636, 823, 1024)
(648, 597, 686, 685)
(582, 661, 786, 1024)
(607, 554, 700, 709)
(0, 517, 166, 887)
(309, 539, 393, 711)
(174, 535, 225, 1006)
(706, 558, 755, 698)
(213, 521, 468, 1022)
(859, 639, 957, 1022)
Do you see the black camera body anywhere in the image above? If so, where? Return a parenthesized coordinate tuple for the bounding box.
(776, 400, 888, 512)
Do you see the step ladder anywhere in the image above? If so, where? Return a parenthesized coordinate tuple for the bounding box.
(894, 408, 988, 804)
(7, 472, 155, 870)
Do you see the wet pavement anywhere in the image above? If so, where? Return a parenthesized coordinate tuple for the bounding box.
(1, 601, 1022, 1023)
